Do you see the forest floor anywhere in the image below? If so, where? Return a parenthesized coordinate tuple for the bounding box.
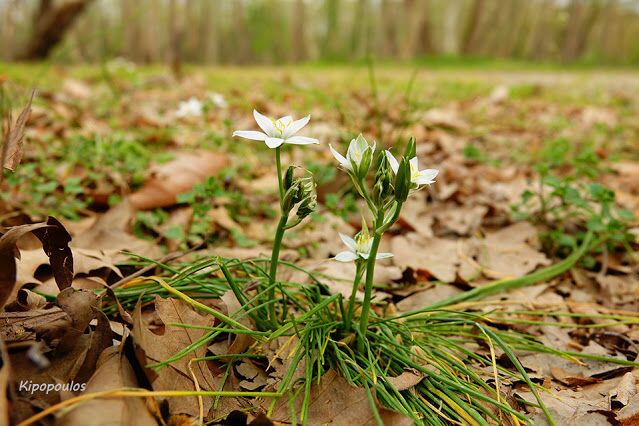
(1, 63, 639, 425)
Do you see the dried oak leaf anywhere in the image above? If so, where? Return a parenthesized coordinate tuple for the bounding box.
(270, 369, 412, 425)
(133, 296, 219, 416)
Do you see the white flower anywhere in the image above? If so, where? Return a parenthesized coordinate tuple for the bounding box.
(385, 151, 438, 186)
(329, 134, 375, 172)
(334, 230, 393, 262)
(233, 110, 319, 149)
(207, 92, 228, 109)
(176, 97, 203, 118)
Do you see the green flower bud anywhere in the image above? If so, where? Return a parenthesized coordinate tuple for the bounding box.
(284, 166, 295, 191)
(394, 157, 411, 203)
(372, 153, 393, 205)
(404, 136, 416, 159)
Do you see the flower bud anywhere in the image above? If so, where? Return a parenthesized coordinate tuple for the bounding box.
(404, 136, 416, 159)
(284, 166, 295, 191)
(296, 176, 317, 220)
(372, 153, 393, 205)
(394, 157, 411, 203)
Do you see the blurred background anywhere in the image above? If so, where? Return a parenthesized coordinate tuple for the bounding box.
(1, 0, 639, 66)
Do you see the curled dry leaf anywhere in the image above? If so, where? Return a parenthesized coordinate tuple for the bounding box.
(386, 369, 424, 391)
(129, 150, 229, 210)
(2, 90, 34, 171)
(0, 222, 49, 308)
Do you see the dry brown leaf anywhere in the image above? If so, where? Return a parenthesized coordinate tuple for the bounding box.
(133, 296, 219, 416)
(386, 370, 424, 391)
(395, 284, 463, 312)
(391, 234, 476, 283)
(57, 345, 156, 426)
(270, 369, 412, 425)
(129, 150, 229, 210)
(2, 90, 34, 171)
(71, 201, 163, 261)
(0, 222, 49, 308)
(472, 222, 550, 279)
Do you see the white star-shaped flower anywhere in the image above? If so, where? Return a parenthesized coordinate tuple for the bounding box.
(385, 151, 438, 186)
(329, 134, 375, 172)
(233, 110, 319, 149)
(334, 231, 393, 262)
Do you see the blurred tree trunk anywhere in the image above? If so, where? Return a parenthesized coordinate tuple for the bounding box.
(401, 0, 432, 58)
(1, 0, 17, 60)
(461, 0, 485, 55)
(562, 0, 600, 62)
(167, 0, 182, 78)
(380, 0, 398, 58)
(292, 0, 307, 62)
(18, 0, 93, 60)
(322, 0, 340, 59)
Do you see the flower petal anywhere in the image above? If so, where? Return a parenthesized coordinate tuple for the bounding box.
(283, 115, 310, 138)
(329, 144, 350, 168)
(265, 137, 285, 148)
(414, 169, 439, 185)
(285, 136, 319, 145)
(253, 110, 276, 136)
(375, 252, 394, 259)
(385, 150, 399, 174)
(334, 251, 358, 262)
(409, 157, 419, 170)
(339, 233, 357, 252)
(233, 130, 268, 141)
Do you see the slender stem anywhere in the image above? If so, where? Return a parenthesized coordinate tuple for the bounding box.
(268, 214, 288, 326)
(345, 261, 365, 330)
(358, 230, 382, 339)
(275, 146, 284, 201)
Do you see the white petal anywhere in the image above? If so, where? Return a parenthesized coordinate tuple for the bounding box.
(414, 169, 439, 184)
(276, 116, 293, 127)
(285, 136, 319, 145)
(253, 110, 276, 136)
(233, 130, 268, 141)
(359, 251, 370, 259)
(334, 251, 358, 262)
(409, 157, 419, 170)
(385, 150, 399, 174)
(339, 233, 357, 252)
(329, 144, 350, 168)
(265, 137, 285, 148)
(283, 115, 310, 137)
(375, 252, 394, 259)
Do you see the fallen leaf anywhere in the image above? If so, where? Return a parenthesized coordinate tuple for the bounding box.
(386, 370, 424, 391)
(2, 90, 34, 171)
(129, 150, 229, 210)
(133, 296, 219, 416)
(0, 222, 49, 308)
(270, 369, 412, 425)
(57, 345, 157, 426)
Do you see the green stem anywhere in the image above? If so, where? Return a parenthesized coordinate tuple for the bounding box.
(268, 214, 288, 326)
(275, 146, 284, 201)
(358, 230, 382, 340)
(345, 261, 365, 330)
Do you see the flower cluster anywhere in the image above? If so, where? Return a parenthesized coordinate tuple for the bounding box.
(233, 110, 437, 332)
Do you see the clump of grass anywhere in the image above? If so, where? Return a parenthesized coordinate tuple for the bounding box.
(97, 231, 638, 425)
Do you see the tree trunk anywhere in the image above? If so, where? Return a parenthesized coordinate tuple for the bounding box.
(18, 0, 93, 60)
(167, 0, 182, 78)
(291, 0, 307, 62)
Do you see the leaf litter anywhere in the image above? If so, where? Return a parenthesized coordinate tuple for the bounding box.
(0, 67, 638, 425)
